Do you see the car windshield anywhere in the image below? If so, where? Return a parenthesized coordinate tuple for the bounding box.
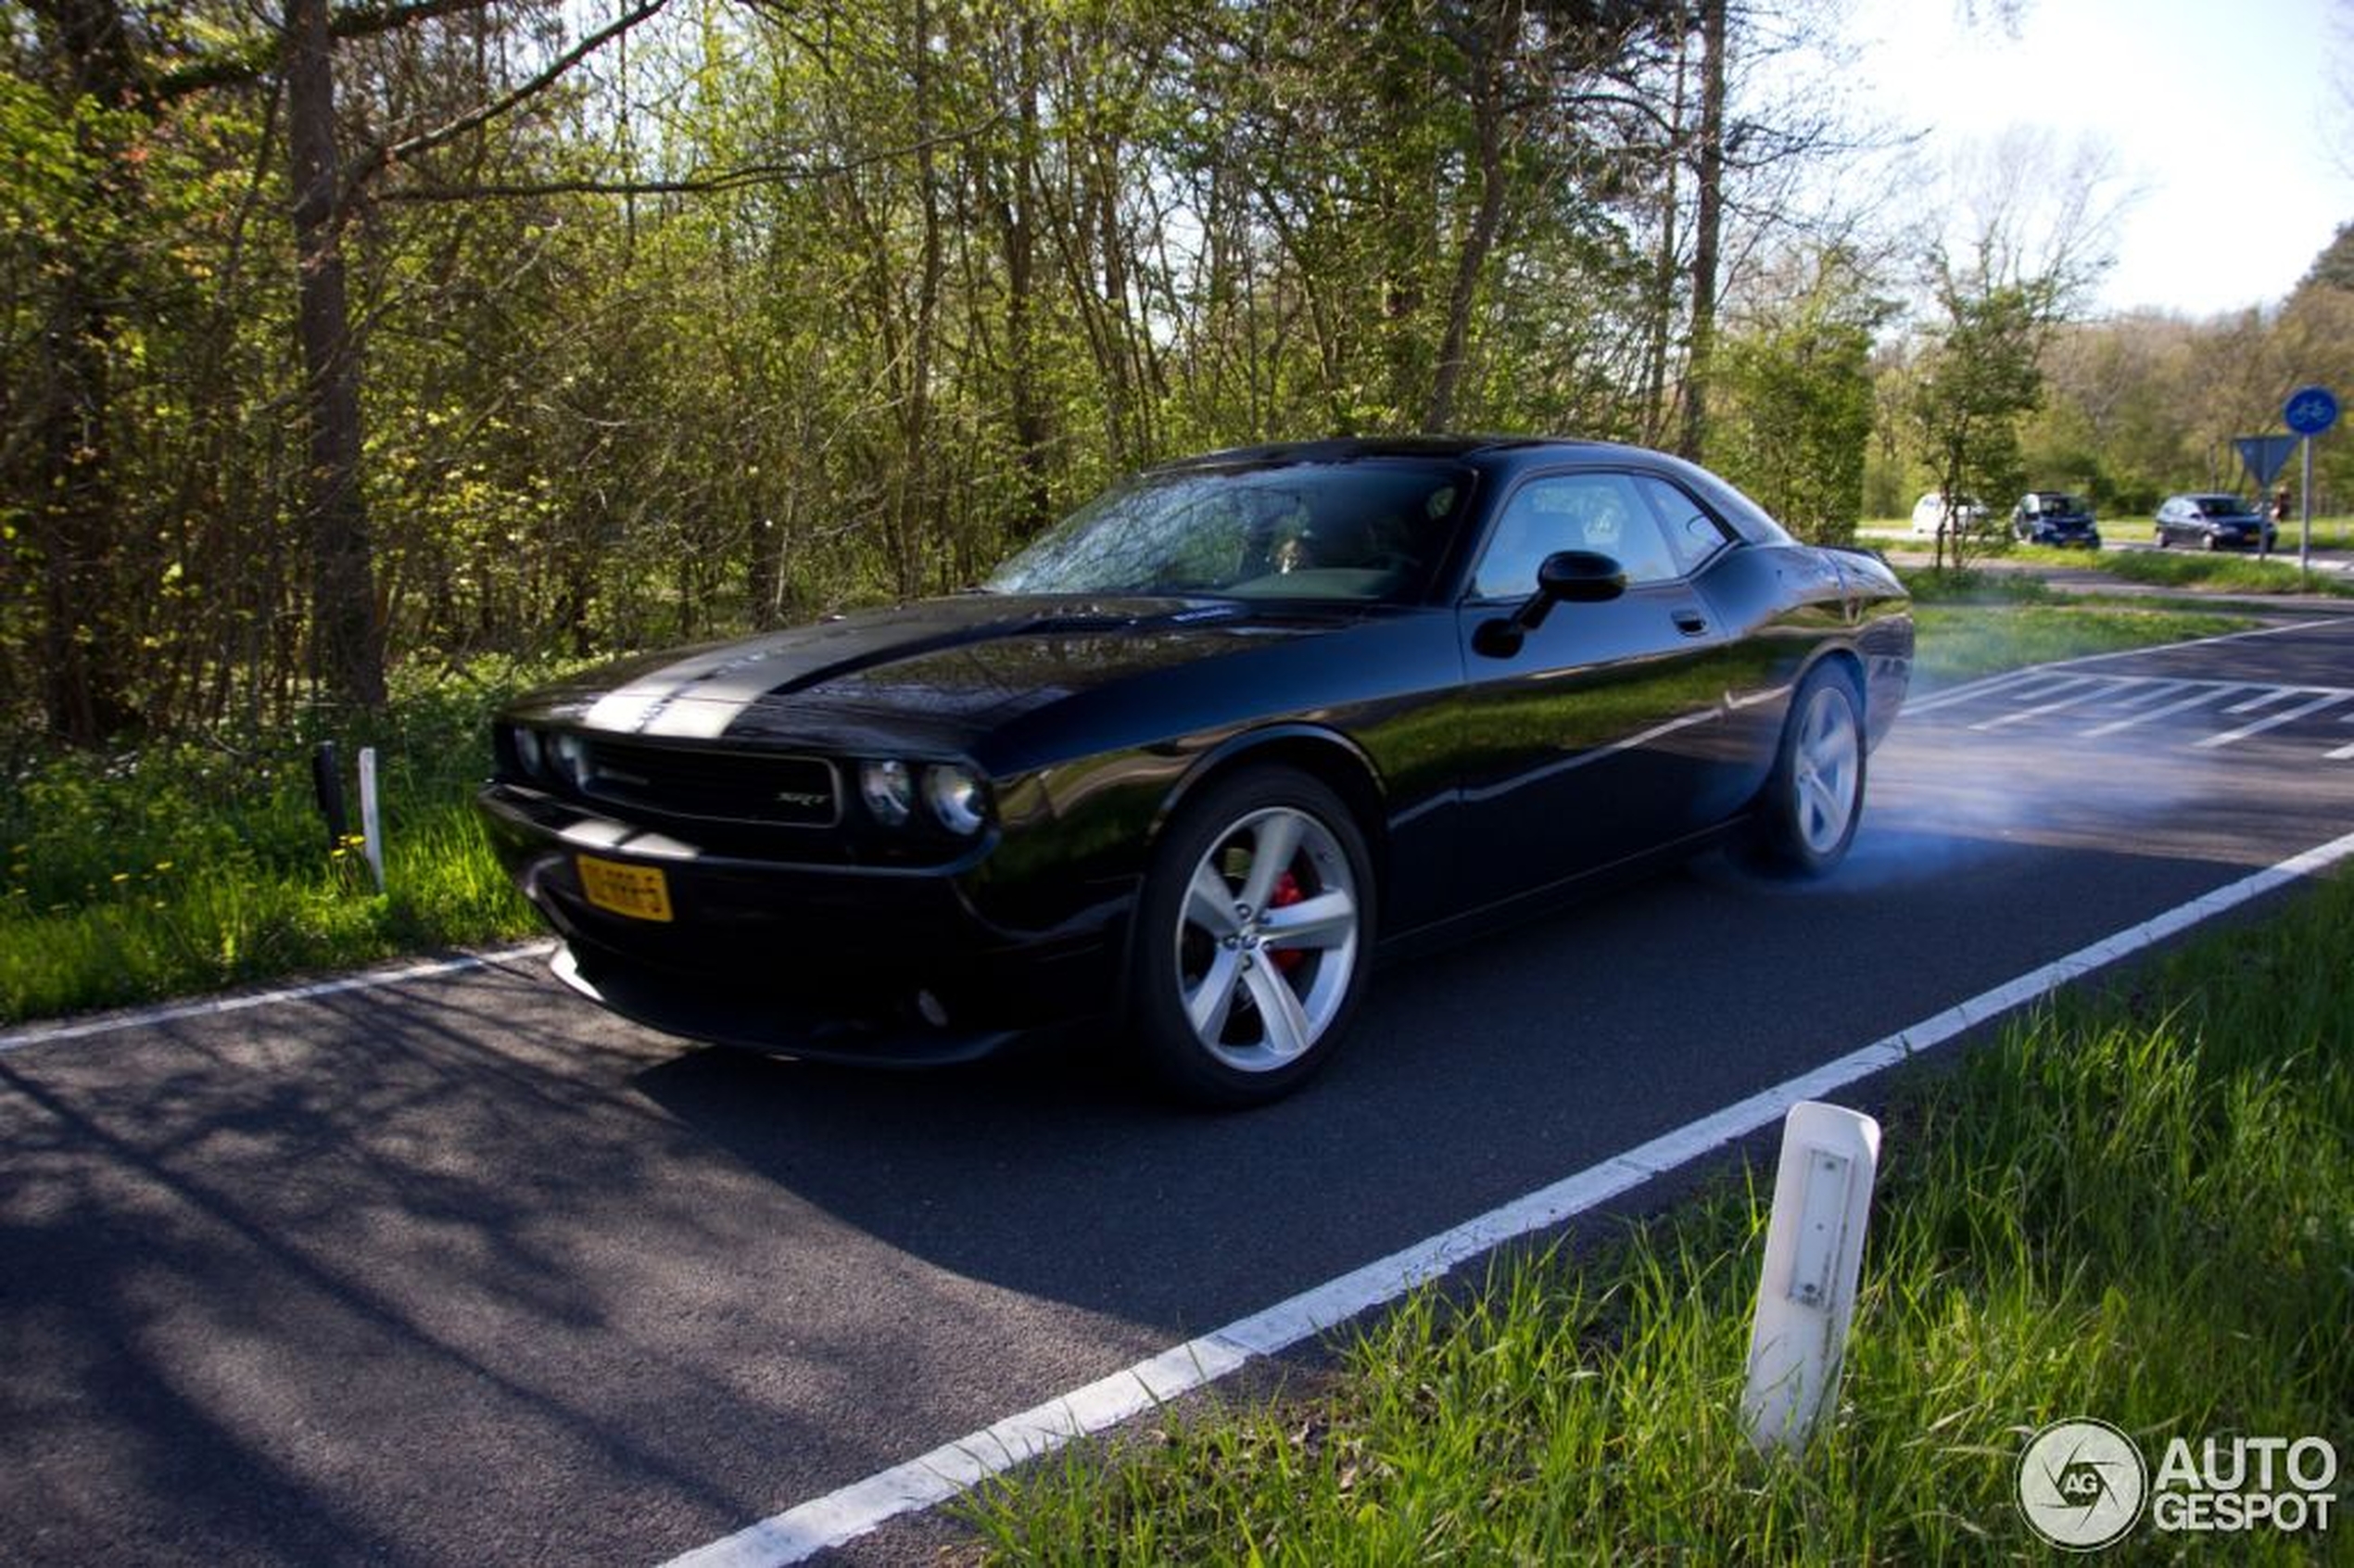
(2037, 495, 2084, 514)
(2194, 496, 2250, 517)
(984, 459, 1470, 601)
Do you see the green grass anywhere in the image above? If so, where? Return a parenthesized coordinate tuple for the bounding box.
(0, 656, 582, 1023)
(1912, 602, 2257, 688)
(959, 870, 2354, 1563)
(2091, 550, 2354, 599)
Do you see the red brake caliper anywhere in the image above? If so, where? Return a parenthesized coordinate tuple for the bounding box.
(1268, 869, 1306, 972)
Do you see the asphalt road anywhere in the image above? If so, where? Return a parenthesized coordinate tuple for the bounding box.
(7, 616, 2354, 1567)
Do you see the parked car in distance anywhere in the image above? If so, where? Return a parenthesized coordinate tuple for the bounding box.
(479, 436, 1915, 1106)
(2010, 491, 2101, 549)
(1909, 491, 1990, 537)
(2154, 493, 2277, 551)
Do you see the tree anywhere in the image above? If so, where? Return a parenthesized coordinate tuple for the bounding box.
(1910, 277, 2044, 568)
(1705, 246, 1885, 543)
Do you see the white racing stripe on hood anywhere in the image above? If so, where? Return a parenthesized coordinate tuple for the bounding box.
(579, 625, 907, 738)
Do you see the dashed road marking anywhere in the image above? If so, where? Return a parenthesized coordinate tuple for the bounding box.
(2196, 691, 2353, 750)
(2080, 682, 2253, 738)
(1969, 676, 2108, 730)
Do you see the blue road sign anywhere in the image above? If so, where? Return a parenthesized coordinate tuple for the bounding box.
(2284, 386, 2338, 436)
(2235, 436, 2299, 488)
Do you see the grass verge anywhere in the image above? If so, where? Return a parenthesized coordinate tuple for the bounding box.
(2091, 550, 2354, 599)
(0, 657, 576, 1024)
(958, 869, 2354, 1562)
(1911, 602, 2258, 688)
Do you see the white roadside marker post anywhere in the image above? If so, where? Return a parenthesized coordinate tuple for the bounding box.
(1741, 1100, 1880, 1454)
(358, 745, 386, 893)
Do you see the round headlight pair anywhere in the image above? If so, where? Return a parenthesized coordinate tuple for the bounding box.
(511, 725, 587, 788)
(860, 759, 987, 835)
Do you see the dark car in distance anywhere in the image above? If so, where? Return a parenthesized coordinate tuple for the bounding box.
(2155, 492, 2276, 551)
(2011, 491, 2101, 549)
(479, 437, 1914, 1104)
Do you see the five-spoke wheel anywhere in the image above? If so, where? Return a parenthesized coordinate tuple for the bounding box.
(1751, 664, 1866, 877)
(1133, 769, 1373, 1104)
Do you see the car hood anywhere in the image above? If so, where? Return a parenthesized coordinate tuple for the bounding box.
(508, 594, 1353, 753)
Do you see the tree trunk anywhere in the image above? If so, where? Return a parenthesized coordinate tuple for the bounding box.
(1677, 0, 1727, 462)
(1425, 1, 1514, 434)
(285, 0, 386, 709)
(27, 0, 142, 743)
(1000, 19, 1051, 537)
(1641, 17, 1690, 447)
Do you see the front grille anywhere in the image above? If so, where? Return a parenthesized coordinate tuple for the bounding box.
(576, 739, 841, 828)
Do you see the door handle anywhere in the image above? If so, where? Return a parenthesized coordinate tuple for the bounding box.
(1672, 607, 1708, 636)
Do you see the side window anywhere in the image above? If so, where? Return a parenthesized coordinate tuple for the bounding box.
(1471, 473, 1681, 599)
(1635, 474, 1735, 575)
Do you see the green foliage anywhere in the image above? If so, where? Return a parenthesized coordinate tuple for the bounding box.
(1909, 602, 2256, 686)
(960, 869, 2354, 1562)
(2087, 550, 2354, 599)
(1706, 252, 1886, 544)
(1909, 280, 2048, 566)
(0, 656, 583, 1021)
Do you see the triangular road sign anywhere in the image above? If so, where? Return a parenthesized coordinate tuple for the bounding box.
(2234, 435, 2299, 488)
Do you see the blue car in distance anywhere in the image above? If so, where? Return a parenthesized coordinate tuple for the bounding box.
(2011, 491, 2101, 549)
(2154, 493, 2276, 551)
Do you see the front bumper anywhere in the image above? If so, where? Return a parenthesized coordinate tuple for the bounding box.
(478, 782, 1128, 1061)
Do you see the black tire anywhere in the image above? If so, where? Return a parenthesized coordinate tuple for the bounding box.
(1129, 767, 1376, 1106)
(1748, 664, 1867, 879)
(2155, 528, 2169, 548)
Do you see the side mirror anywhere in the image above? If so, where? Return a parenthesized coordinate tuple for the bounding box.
(1474, 550, 1626, 657)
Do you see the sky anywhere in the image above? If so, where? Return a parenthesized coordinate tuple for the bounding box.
(1843, 0, 2354, 317)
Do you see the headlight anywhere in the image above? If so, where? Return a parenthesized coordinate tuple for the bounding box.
(512, 725, 544, 778)
(860, 759, 914, 826)
(550, 731, 588, 788)
(922, 764, 988, 835)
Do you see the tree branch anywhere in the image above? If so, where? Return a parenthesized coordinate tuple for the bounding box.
(340, 0, 671, 201)
(145, 0, 497, 102)
(369, 114, 1008, 203)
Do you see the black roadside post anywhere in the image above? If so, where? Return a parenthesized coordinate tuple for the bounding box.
(311, 740, 349, 852)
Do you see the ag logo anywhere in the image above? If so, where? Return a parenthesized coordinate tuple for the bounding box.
(2019, 1419, 2149, 1550)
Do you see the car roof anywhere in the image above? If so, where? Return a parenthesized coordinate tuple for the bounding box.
(1163, 435, 1624, 471)
(1146, 435, 1798, 548)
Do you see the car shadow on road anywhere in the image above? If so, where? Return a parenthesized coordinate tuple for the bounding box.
(622, 812, 2248, 1340)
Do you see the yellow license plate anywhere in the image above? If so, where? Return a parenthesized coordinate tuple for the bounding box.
(576, 854, 673, 923)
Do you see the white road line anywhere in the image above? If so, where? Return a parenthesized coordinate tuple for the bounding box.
(2196, 691, 2354, 751)
(1901, 618, 2346, 718)
(1901, 667, 2045, 716)
(2106, 678, 2196, 712)
(2222, 687, 2308, 715)
(1998, 674, 2098, 707)
(1969, 677, 2116, 730)
(0, 942, 559, 1056)
(2082, 684, 2246, 738)
(663, 826, 2354, 1568)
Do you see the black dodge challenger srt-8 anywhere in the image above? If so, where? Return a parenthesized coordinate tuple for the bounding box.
(479, 436, 1913, 1104)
